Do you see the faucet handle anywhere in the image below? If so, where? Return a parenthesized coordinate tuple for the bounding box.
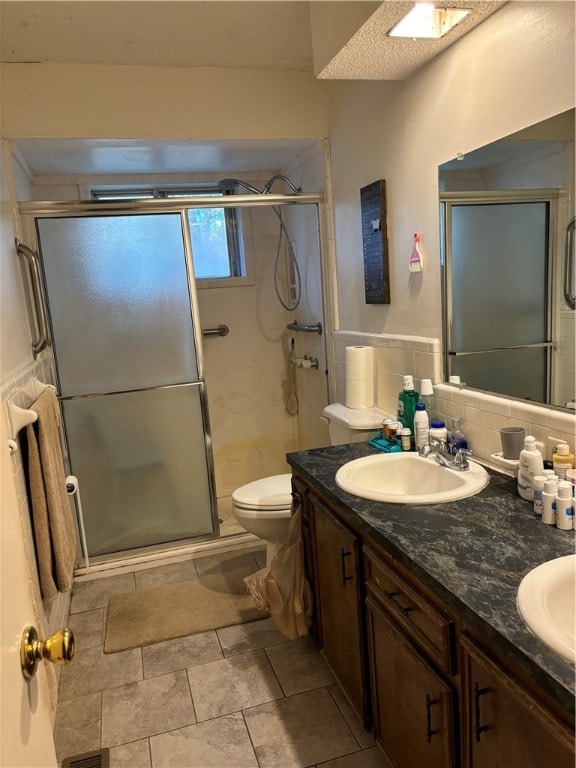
(453, 448, 471, 468)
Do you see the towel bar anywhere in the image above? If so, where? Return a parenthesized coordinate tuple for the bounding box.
(6, 378, 56, 454)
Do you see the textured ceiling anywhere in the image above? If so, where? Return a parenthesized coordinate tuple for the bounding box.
(317, 1, 506, 80)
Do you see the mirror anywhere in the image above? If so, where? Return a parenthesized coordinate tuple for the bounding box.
(439, 109, 575, 411)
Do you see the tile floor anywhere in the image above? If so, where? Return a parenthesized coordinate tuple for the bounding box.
(55, 546, 392, 768)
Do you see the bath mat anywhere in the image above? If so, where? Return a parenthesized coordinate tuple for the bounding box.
(104, 569, 269, 653)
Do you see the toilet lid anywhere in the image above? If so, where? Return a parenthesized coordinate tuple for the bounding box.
(232, 473, 293, 510)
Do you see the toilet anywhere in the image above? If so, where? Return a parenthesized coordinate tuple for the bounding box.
(232, 403, 388, 564)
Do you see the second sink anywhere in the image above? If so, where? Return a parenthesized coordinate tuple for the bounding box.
(335, 452, 489, 504)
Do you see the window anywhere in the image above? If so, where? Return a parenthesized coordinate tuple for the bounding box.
(91, 187, 245, 281)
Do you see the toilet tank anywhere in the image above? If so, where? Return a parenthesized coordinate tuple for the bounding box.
(322, 403, 392, 446)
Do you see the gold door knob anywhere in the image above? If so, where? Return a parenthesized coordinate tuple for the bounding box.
(21, 626, 75, 680)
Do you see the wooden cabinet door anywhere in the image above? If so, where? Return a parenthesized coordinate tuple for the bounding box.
(461, 635, 574, 768)
(367, 595, 455, 768)
(312, 494, 367, 722)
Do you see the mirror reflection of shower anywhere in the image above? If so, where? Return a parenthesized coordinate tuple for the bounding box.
(217, 175, 303, 311)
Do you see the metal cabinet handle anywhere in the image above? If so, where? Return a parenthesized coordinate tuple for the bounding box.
(384, 589, 415, 618)
(16, 239, 49, 357)
(474, 681, 490, 741)
(426, 694, 441, 742)
(340, 548, 353, 586)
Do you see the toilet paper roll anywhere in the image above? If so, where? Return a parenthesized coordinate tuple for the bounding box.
(345, 346, 374, 409)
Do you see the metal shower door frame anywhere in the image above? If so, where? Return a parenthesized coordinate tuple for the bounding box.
(19, 204, 221, 569)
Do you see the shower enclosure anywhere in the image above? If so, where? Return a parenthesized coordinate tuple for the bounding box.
(19, 190, 326, 569)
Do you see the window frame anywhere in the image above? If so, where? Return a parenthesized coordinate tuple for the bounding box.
(91, 186, 250, 286)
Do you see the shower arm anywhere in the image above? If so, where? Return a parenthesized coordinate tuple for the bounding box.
(263, 175, 302, 195)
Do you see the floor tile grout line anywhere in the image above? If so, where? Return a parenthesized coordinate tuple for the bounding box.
(240, 708, 263, 768)
(325, 683, 366, 752)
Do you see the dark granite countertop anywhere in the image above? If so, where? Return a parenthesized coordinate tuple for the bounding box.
(287, 442, 576, 715)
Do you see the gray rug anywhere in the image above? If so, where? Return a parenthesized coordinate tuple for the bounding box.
(104, 569, 269, 653)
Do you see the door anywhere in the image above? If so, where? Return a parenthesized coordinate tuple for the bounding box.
(1, 412, 58, 768)
(461, 635, 574, 768)
(367, 595, 455, 768)
(35, 212, 218, 558)
(312, 494, 368, 724)
(443, 199, 552, 401)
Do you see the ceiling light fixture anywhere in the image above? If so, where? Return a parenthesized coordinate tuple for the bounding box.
(388, 3, 470, 39)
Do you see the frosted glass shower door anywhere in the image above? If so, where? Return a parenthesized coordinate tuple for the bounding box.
(62, 385, 214, 556)
(35, 212, 217, 558)
(37, 214, 199, 396)
(447, 201, 550, 401)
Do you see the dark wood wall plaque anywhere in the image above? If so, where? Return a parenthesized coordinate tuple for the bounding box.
(360, 180, 390, 304)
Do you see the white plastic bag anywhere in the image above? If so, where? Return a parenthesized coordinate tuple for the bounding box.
(244, 500, 312, 640)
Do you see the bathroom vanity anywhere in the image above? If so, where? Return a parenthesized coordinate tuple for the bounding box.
(287, 442, 575, 768)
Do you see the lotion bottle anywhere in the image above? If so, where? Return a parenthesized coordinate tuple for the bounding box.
(556, 481, 574, 530)
(541, 477, 558, 524)
(533, 476, 546, 517)
(414, 402, 430, 451)
(517, 436, 544, 501)
(552, 443, 574, 481)
(419, 379, 436, 421)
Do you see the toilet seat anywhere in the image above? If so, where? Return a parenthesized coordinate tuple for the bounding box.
(232, 473, 292, 511)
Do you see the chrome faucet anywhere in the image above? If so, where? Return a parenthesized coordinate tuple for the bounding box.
(418, 443, 471, 471)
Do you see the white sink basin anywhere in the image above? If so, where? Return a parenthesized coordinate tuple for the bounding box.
(517, 554, 576, 664)
(335, 452, 489, 505)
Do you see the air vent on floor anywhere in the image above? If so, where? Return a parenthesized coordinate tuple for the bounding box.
(61, 748, 110, 768)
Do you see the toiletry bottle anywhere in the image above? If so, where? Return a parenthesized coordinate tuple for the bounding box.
(447, 418, 467, 456)
(397, 375, 419, 447)
(541, 477, 558, 524)
(517, 436, 544, 501)
(552, 443, 574, 481)
(429, 420, 447, 449)
(419, 379, 436, 421)
(399, 428, 412, 451)
(556, 480, 574, 530)
(414, 402, 430, 451)
(533, 476, 546, 517)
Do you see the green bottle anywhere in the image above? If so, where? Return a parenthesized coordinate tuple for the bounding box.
(397, 375, 419, 448)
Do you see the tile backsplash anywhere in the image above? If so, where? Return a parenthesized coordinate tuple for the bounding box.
(333, 330, 576, 466)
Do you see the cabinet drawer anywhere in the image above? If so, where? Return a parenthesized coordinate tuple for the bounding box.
(364, 546, 455, 675)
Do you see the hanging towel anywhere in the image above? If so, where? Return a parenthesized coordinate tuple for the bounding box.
(25, 388, 76, 603)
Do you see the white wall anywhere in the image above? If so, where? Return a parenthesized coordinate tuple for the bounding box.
(327, 1, 575, 338)
(1, 65, 328, 141)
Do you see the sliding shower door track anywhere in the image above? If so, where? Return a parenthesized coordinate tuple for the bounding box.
(73, 532, 261, 581)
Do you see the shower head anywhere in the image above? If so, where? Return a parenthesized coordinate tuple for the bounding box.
(217, 178, 262, 195)
(263, 175, 302, 195)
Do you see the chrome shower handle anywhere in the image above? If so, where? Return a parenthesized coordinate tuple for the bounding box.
(16, 239, 49, 357)
(564, 216, 575, 310)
